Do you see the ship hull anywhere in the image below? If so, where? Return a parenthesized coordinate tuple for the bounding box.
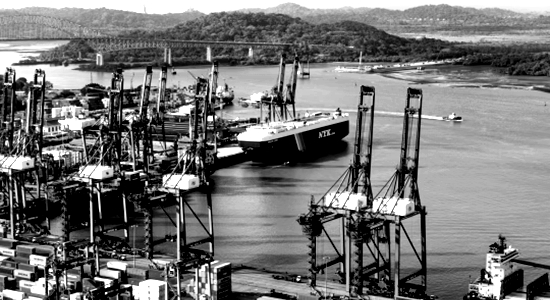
(239, 118, 349, 162)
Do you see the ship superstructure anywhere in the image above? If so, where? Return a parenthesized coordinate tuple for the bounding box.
(466, 235, 550, 300)
(467, 236, 523, 300)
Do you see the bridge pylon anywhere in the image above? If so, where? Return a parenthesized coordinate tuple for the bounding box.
(206, 46, 212, 62)
(96, 53, 104, 66)
(248, 47, 254, 59)
(164, 48, 172, 65)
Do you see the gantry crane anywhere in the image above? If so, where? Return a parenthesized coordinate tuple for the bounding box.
(53, 68, 132, 260)
(297, 85, 376, 295)
(1, 67, 17, 152)
(259, 53, 299, 123)
(153, 65, 168, 150)
(367, 87, 427, 299)
(0, 68, 51, 238)
(0, 68, 97, 300)
(298, 87, 428, 299)
(147, 61, 223, 299)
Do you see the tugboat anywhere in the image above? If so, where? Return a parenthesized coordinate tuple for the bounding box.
(215, 83, 234, 105)
(442, 112, 463, 122)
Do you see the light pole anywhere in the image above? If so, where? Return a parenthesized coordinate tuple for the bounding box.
(323, 256, 330, 300)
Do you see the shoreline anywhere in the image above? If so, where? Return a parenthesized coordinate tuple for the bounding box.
(11, 60, 283, 72)
(378, 71, 550, 93)
(8, 56, 550, 93)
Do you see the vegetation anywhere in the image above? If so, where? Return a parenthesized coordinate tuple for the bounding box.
(239, 3, 549, 35)
(442, 44, 550, 75)
(4, 3, 544, 32)
(0, 7, 204, 34)
(38, 12, 455, 67)
(7, 5, 549, 76)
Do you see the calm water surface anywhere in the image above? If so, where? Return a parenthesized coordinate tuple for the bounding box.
(2, 41, 550, 299)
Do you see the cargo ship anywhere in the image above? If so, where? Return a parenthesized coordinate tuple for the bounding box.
(237, 111, 349, 162)
(465, 235, 550, 300)
(237, 54, 349, 162)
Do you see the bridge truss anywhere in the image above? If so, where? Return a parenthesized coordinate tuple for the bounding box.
(80, 37, 293, 53)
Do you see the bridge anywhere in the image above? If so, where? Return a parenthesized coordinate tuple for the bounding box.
(0, 14, 302, 65)
(81, 37, 294, 65)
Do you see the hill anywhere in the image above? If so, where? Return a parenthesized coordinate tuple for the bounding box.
(45, 12, 454, 67)
(121, 12, 451, 60)
(238, 3, 531, 26)
(0, 7, 204, 33)
(1, 3, 539, 35)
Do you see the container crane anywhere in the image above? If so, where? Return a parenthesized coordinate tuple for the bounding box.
(366, 87, 427, 299)
(259, 54, 299, 123)
(146, 62, 219, 299)
(52, 68, 130, 274)
(0, 68, 50, 238)
(297, 86, 376, 296)
(0, 69, 96, 300)
(298, 87, 429, 299)
(154, 65, 168, 150)
(1, 67, 17, 152)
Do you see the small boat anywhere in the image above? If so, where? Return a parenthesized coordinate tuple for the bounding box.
(334, 51, 372, 74)
(298, 61, 310, 78)
(215, 83, 234, 104)
(43, 131, 74, 146)
(238, 97, 260, 109)
(334, 66, 372, 73)
(172, 67, 177, 75)
(442, 113, 463, 122)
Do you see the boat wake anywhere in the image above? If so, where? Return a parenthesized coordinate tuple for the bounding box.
(376, 111, 446, 121)
(241, 107, 451, 122)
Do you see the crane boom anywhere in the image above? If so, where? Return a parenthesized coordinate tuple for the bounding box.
(139, 66, 153, 118)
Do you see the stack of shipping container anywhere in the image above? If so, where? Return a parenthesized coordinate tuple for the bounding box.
(0, 238, 170, 300)
(0, 237, 231, 300)
(0, 238, 55, 300)
(186, 261, 231, 300)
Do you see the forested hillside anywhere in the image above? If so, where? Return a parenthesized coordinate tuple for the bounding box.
(2, 3, 547, 35)
(15, 7, 550, 75)
(109, 12, 454, 64)
(0, 7, 204, 33)
(239, 3, 535, 26)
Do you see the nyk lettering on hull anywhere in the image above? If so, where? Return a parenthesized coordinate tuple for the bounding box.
(319, 129, 335, 138)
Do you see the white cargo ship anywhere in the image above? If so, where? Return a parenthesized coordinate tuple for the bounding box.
(237, 54, 350, 162)
(237, 111, 349, 161)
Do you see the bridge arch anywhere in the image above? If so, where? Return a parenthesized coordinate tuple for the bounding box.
(0, 14, 105, 39)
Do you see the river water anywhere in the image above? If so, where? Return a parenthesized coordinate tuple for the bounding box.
(2, 41, 550, 300)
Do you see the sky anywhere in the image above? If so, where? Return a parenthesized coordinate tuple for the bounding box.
(2, 0, 549, 14)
